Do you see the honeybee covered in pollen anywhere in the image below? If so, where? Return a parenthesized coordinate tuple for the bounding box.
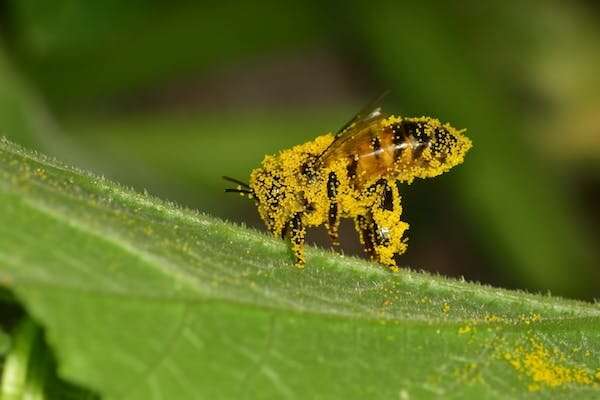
(225, 94, 472, 271)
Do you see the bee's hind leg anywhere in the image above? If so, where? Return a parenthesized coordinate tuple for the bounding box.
(368, 180, 409, 271)
(356, 211, 403, 271)
(326, 172, 341, 248)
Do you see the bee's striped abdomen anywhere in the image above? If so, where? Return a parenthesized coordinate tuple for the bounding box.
(391, 123, 408, 160)
(322, 115, 470, 188)
(347, 122, 430, 187)
(392, 121, 431, 161)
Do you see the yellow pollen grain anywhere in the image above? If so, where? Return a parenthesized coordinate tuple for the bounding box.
(519, 313, 543, 325)
(503, 337, 598, 391)
(458, 326, 472, 335)
(484, 314, 505, 323)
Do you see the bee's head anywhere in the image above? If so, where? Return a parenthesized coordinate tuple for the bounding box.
(224, 170, 286, 235)
(404, 119, 472, 179)
(246, 162, 293, 235)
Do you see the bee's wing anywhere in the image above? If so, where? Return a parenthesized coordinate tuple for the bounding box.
(316, 91, 390, 163)
(334, 90, 390, 137)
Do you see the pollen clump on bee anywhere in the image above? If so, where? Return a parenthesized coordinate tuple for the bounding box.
(231, 101, 471, 269)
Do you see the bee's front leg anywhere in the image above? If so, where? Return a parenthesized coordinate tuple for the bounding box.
(326, 172, 341, 248)
(286, 212, 306, 267)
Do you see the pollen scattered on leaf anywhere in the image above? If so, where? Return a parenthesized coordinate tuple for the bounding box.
(452, 362, 480, 384)
(503, 336, 599, 391)
(441, 302, 450, 313)
(484, 313, 504, 323)
(519, 313, 542, 325)
(34, 168, 47, 179)
(458, 325, 473, 335)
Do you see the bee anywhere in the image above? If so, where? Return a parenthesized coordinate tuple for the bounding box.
(225, 94, 472, 271)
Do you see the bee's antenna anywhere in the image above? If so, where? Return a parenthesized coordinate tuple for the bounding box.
(222, 176, 251, 188)
(225, 188, 253, 194)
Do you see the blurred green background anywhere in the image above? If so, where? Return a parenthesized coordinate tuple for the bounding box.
(0, 1, 599, 299)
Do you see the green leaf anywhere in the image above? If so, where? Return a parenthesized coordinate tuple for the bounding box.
(0, 138, 599, 399)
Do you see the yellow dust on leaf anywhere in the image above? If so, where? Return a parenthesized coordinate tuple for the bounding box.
(484, 313, 506, 323)
(519, 313, 542, 325)
(458, 325, 472, 335)
(503, 337, 598, 392)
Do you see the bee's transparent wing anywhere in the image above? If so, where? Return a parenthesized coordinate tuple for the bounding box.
(334, 90, 390, 137)
(316, 91, 390, 163)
